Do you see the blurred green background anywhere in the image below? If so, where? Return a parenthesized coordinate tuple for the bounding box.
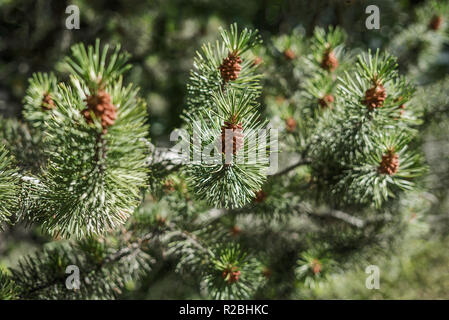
(0, 0, 429, 140)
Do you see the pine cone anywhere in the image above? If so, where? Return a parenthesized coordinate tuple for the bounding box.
(310, 259, 322, 275)
(284, 48, 296, 60)
(285, 117, 297, 132)
(219, 53, 242, 82)
(221, 121, 244, 155)
(41, 92, 55, 110)
(318, 94, 335, 109)
(253, 56, 263, 66)
(378, 149, 399, 175)
(230, 225, 242, 236)
(399, 104, 405, 116)
(82, 90, 117, 133)
(254, 189, 267, 203)
(163, 179, 175, 193)
(394, 96, 406, 119)
(155, 215, 167, 226)
(222, 266, 241, 284)
(363, 83, 387, 109)
(429, 15, 443, 31)
(321, 49, 339, 72)
(262, 267, 272, 278)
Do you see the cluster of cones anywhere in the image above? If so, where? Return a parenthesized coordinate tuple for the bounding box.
(82, 89, 117, 133)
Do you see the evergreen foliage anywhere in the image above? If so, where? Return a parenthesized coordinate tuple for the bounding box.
(0, 146, 19, 228)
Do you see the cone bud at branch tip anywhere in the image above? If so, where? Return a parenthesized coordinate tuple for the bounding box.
(285, 117, 297, 132)
(254, 189, 267, 203)
(284, 48, 296, 60)
(429, 15, 443, 31)
(221, 120, 244, 155)
(363, 83, 387, 110)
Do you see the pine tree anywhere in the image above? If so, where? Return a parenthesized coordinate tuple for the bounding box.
(0, 0, 449, 300)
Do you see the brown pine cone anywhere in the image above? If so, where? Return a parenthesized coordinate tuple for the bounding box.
(321, 49, 339, 72)
(254, 189, 267, 203)
(82, 90, 117, 133)
(318, 94, 335, 109)
(41, 92, 55, 110)
(310, 259, 322, 275)
(253, 56, 263, 66)
(399, 104, 406, 116)
(284, 48, 296, 60)
(378, 149, 399, 175)
(285, 117, 297, 132)
(363, 83, 387, 109)
(219, 53, 243, 82)
(262, 267, 272, 278)
(222, 266, 241, 284)
(163, 179, 175, 193)
(221, 121, 244, 155)
(393, 96, 406, 119)
(429, 15, 443, 31)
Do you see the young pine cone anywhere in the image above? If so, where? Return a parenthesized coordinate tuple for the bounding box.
(284, 48, 296, 60)
(363, 83, 387, 109)
(252, 56, 263, 66)
(219, 53, 242, 82)
(41, 92, 55, 110)
(82, 90, 117, 133)
(321, 49, 339, 72)
(285, 117, 297, 132)
(318, 94, 335, 109)
(310, 259, 322, 275)
(222, 266, 241, 284)
(429, 15, 443, 31)
(254, 189, 267, 203)
(221, 121, 244, 155)
(399, 104, 406, 116)
(378, 149, 399, 175)
(394, 96, 406, 119)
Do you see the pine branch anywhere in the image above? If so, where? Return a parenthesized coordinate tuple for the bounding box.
(22, 41, 150, 238)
